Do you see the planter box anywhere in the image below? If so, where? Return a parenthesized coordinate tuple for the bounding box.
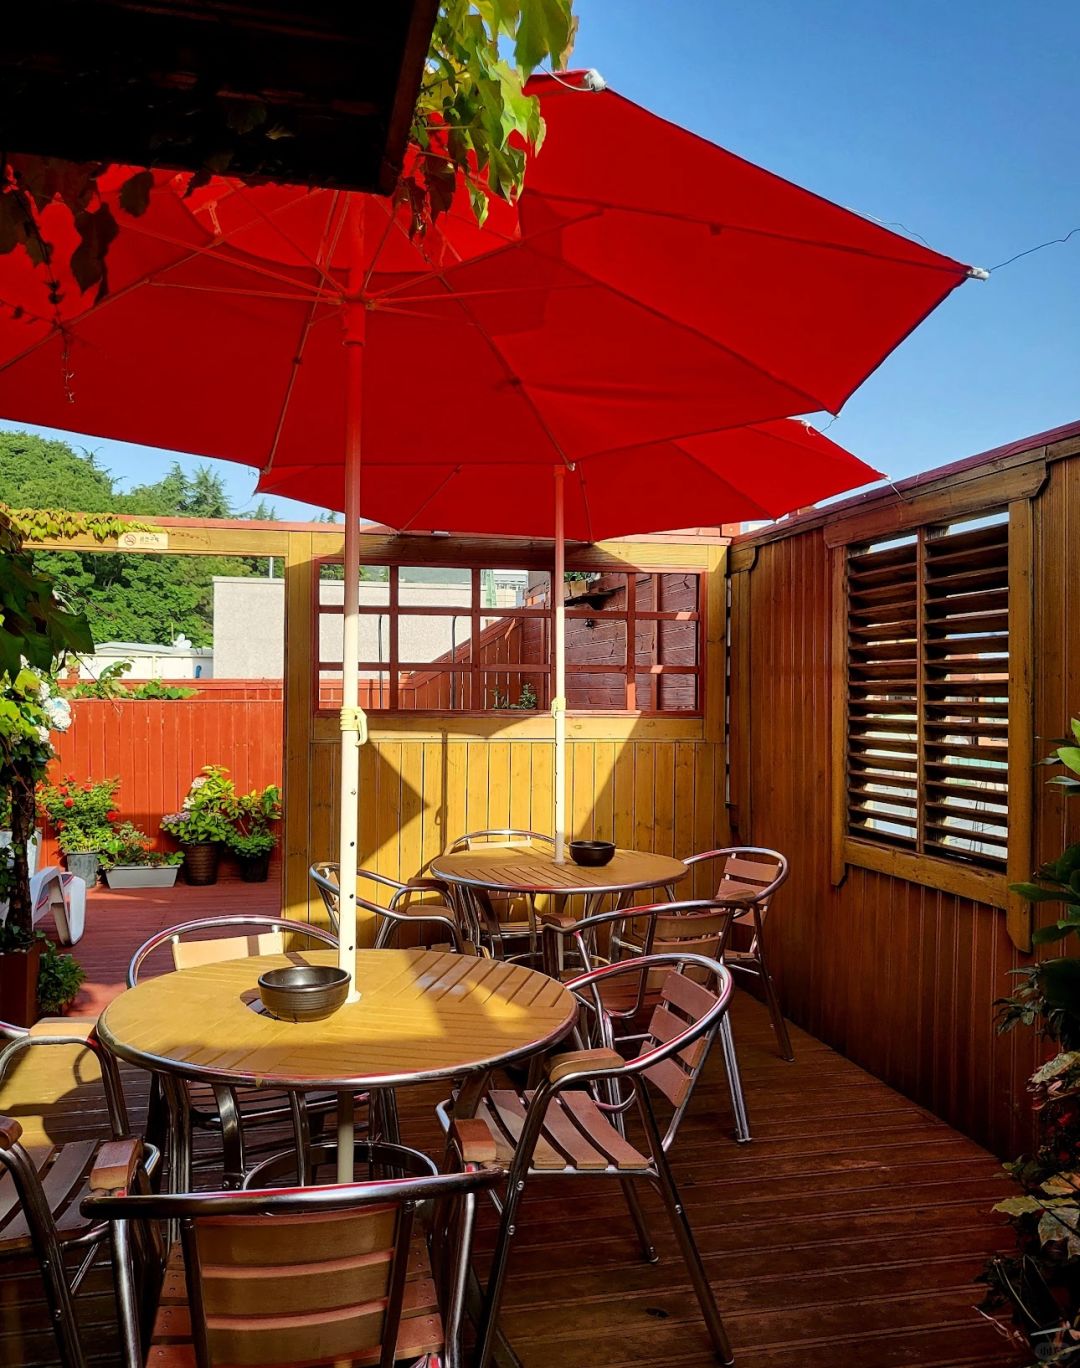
(0, 941, 42, 1027)
(105, 865, 181, 890)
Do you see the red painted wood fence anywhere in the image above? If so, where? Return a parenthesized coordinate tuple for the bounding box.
(40, 698, 283, 864)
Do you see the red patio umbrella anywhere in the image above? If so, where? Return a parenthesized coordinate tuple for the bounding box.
(0, 73, 978, 1017)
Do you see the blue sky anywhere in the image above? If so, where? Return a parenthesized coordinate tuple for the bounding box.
(3, 0, 1078, 520)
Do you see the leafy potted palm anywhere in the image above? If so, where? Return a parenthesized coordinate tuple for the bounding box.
(38, 775, 120, 885)
(226, 784, 282, 882)
(100, 822, 183, 889)
(162, 765, 236, 885)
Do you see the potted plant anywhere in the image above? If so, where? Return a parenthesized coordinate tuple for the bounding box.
(162, 765, 236, 885)
(38, 775, 120, 885)
(100, 822, 184, 890)
(36, 936, 86, 1015)
(227, 784, 281, 882)
(981, 721, 1080, 1363)
(0, 669, 75, 1025)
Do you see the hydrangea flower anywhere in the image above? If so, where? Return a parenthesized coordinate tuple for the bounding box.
(43, 695, 72, 733)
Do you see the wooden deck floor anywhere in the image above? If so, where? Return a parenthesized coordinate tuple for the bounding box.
(2, 881, 1025, 1368)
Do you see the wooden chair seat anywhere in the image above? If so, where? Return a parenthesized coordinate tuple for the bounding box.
(0, 1138, 108, 1251)
(149, 1238, 445, 1367)
(472, 1087, 649, 1173)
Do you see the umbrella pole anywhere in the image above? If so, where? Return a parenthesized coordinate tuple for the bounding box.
(338, 310, 366, 999)
(335, 303, 366, 1182)
(553, 466, 566, 863)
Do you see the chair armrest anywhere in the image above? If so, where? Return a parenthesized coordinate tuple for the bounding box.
(29, 1017, 98, 1042)
(449, 1118, 499, 1165)
(90, 1137, 143, 1194)
(546, 1048, 625, 1085)
(539, 910, 577, 932)
(0, 1117, 23, 1149)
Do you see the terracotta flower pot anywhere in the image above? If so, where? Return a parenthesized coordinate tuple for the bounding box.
(182, 842, 220, 886)
(0, 941, 42, 1028)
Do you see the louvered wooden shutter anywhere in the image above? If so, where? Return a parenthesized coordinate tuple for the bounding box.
(845, 512, 1009, 870)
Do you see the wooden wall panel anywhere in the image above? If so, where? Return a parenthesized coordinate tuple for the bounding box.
(295, 735, 729, 943)
(730, 450, 1079, 1157)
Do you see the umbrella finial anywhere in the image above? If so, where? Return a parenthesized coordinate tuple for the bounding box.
(584, 69, 607, 91)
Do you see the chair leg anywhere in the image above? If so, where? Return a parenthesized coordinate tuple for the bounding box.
(755, 948, 794, 1061)
(2, 1148, 88, 1368)
(475, 1174, 528, 1368)
(620, 1178, 657, 1262)
(110, 1219, 143, 1368)
(650, 1151, 734, 1365)
(719, 1016, 752, 1143)
(213, 1085, 246, 1189)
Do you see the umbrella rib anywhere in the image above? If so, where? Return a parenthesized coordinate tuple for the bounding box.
(264, 195, 349, 476)
(148, 283, 331, 303)
(393, 465, 464, 532)
(224, 181, 346, 297)
(120, 223, 341, 302)
(574, 464, 596, 543)
(666, 438, 784, 522)
(376, 222, 576, 470)
(535, 191, 967, 275)
(363, 206, 606, 306)
(510, 244, 832, 413)
(360, 201, 404, 296)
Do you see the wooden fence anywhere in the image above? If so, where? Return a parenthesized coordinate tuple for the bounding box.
(728, 420, 1080, 1157)
(40, 696, 283, 864)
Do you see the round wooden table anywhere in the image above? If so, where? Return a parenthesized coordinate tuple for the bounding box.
(429, 845, 689, 963)
(429, 845, 687, 901)
(99, 947, 577, 1182)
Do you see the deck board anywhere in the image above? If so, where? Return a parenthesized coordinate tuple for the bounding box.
(1, 880, 1024, 1367)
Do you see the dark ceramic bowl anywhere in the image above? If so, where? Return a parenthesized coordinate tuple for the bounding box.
(258, 964, 350, 1023)
(568, 839, 616, 868)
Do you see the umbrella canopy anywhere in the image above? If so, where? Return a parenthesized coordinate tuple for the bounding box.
(305, 417, 882, 540)
(0, 74, 973, 1047)
(0, 75, 973, 477)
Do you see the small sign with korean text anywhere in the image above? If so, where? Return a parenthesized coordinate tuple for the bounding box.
(117, 530, 169, 551)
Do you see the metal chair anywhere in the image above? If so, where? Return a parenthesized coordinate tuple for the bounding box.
(686, 846, 794, 1060)
(310, 862, 472, 952)
(540, 899, 751, 1142)
(439, 953, 737, 1368)
(0, 1019, 161, 1368)
(128, 915, 344, 1189)
(83, 1130, 500, 1368)
(443, 828, 555, 961)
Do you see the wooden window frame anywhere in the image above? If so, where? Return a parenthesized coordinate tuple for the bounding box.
(829, 488, 1036, 940)
(312, 557, 706, 720)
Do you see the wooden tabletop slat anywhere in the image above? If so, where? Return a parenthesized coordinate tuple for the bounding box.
(429, 846, 687, 896)
(98, 949, 577, 1090)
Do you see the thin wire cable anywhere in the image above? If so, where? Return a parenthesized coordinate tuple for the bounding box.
(990, 227, 1080, 272)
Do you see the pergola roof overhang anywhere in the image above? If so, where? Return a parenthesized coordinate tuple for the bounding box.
(0, 0, 438, 193)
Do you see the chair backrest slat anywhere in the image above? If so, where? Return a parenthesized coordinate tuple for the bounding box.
(172, 931, 285, 973)
(194, 1203, 414, 1365)
(718, 855, 778, 887)
(637, 968, 721, 1108)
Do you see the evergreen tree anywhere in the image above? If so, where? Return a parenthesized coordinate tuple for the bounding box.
(0, 432, 279, 647)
